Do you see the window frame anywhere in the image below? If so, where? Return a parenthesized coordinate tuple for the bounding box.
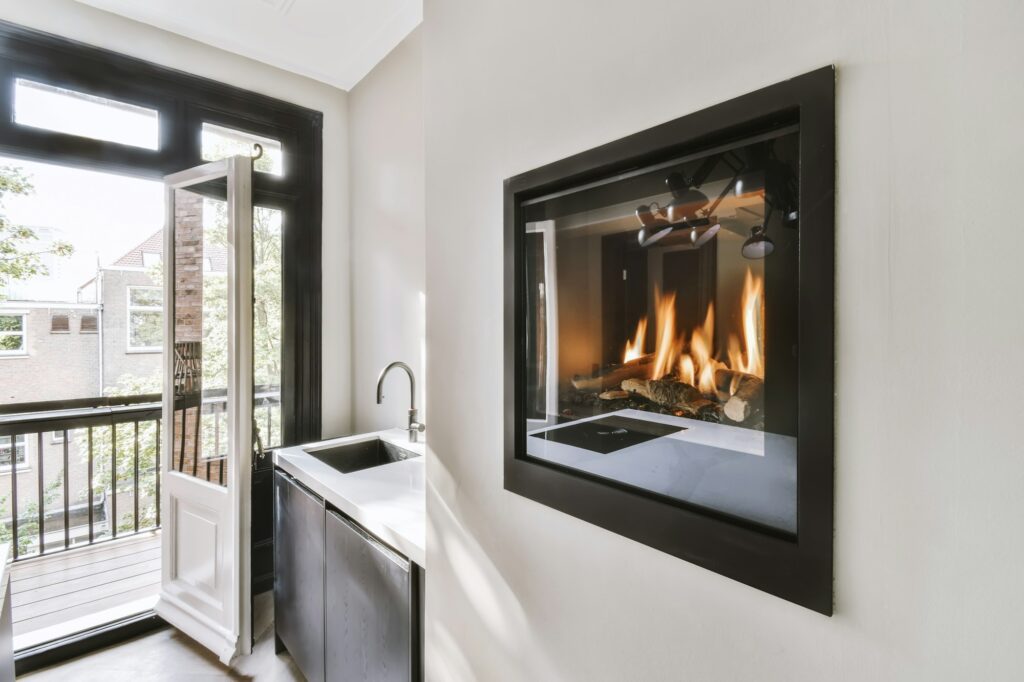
(0, 20, 323, 446)
(126, 285, 163, 353)
(0, 312, 28, 356)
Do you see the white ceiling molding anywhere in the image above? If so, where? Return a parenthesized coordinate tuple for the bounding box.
(74, 0, 422, 91)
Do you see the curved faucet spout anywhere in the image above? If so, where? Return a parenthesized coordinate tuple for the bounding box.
(376, 361, 424, 442)
(376, 361, 416, 408)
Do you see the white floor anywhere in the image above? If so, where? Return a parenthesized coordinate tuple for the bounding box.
(21, 594, 303, 681)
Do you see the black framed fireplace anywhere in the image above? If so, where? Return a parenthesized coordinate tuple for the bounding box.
(504, 66, 834, 614)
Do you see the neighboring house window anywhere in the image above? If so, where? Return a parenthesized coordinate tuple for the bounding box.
(80, 314, 98, 333)
(51, 313, 70, 333)
(128, 286, 162, 351)
(0, 435, 26, 470)
(142, 251, 161, 268)
(0, 314, 27, 355)
(51, 430, 64, 444)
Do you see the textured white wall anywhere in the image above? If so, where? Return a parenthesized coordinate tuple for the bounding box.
(0, 0, 353, 438)
(422, 0, 1024, 680)
(348, 29, 426, 434)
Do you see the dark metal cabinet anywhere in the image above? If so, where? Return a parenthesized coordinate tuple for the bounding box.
(275, 470, 326, 682)
(325, 509, 414, 682)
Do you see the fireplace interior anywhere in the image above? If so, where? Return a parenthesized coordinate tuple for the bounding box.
(522, 128, 800, 534)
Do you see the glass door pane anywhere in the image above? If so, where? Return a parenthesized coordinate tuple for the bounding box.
(170, 188, 229, 485)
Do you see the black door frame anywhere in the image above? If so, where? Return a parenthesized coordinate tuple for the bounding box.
(0, 20, 323, 671)
(0, 19, 322, 448)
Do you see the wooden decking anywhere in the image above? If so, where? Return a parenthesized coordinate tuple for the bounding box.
(10, 531, 161, 650)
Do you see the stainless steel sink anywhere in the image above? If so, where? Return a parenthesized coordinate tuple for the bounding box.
(303, 438, 420, 474)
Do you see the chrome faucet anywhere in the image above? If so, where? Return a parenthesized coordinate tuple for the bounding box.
(376, 361, 425, 443)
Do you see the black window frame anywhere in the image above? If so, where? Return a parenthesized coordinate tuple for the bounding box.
(0, 20, 322, 447)
(504, 66, 835, 615)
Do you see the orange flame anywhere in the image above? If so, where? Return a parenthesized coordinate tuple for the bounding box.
(727, 268, 764, 378)
(622, 268, 765, 397)
(651, 288, 681, 379)
(622, 317, 647, 364)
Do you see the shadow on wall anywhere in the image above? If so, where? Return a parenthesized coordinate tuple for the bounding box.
(425, 445, 560, 681)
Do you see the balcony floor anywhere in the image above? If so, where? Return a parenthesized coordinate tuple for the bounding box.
(11, 531, 161, 651)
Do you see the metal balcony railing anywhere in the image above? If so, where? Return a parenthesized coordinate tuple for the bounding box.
(0, 388, 280, 562)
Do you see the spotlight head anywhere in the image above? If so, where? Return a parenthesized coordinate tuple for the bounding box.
(741, 224, 775, 259)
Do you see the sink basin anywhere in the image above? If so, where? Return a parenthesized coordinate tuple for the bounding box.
(303, 438, 420, 474)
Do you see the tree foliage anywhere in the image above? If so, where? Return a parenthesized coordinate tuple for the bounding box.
(0, 165, 74, 297)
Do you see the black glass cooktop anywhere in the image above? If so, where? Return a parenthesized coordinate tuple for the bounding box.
(530, 415, 685, 454)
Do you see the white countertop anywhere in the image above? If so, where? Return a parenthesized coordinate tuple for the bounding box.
(274, 429, 426, 568)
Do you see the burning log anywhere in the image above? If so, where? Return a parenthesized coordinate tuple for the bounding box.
(599, 390, 629, 400)
(572, 354, 653, 392)
(714, 369, 764, 423)
(621, 377, 718, 419)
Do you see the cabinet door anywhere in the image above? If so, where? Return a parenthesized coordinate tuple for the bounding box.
(274, 470, 325, 682)
(326, 509, 412, 682)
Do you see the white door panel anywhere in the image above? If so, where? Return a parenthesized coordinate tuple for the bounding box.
(157, 157, 253, 665)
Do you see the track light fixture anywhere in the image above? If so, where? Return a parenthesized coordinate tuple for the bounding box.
(741, 224, 774, 259)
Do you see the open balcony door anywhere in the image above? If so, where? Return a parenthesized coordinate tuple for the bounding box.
(157, 157, 254, 664)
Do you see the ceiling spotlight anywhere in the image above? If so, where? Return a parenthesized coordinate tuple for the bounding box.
(665, 172, 710, 224)
(741, 224, 774, 259)
(692, 222, 721, 248)
(635, 203, 672, 247)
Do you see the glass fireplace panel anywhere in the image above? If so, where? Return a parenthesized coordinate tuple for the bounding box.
(521, 129, 800, 535)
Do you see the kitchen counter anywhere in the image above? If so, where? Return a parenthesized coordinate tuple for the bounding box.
(274, 429, 426, 567)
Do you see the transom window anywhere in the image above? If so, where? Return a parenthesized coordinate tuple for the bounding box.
(0, 314, 26, 355)
(127, 286, 163, 352)
(14, 78, 160, 150)
(201, 122, 284, 176)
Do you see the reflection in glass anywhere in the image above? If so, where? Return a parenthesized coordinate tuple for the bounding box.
(171, 188, 228, 486)
(522, 130, 800, 534)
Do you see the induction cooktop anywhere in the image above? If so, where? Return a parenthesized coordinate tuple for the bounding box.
(530, 415, 685, 454)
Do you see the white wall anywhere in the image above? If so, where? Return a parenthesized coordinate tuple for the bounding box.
(348, 29, 426, 433)
(0, 0, 353, 437)
(423, 1, 1024, 681)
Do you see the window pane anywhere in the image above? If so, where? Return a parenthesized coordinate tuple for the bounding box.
(0, 315, 24, 332)
(0, 154, 164, 403)
(14, 79, 160, 150)
(201, 123, 283, 176)
(130, 287, 162, 307)
(0, 333, 24, 352)
(253, 206, 283, 448)
(129, 310, 162, 348)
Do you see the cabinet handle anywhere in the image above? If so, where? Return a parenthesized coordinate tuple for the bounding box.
(328, 509, 410, 572)
(276, 469, 324, 506)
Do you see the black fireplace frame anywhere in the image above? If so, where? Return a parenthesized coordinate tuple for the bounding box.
(503, 66, 835, 614)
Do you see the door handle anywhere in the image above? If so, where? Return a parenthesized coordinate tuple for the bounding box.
(253, 416, 265, 467)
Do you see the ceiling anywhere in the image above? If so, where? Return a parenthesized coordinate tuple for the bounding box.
(75, 0, 422, 91)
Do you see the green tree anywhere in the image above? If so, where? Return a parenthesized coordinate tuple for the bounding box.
(0, 165, 74, 298)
